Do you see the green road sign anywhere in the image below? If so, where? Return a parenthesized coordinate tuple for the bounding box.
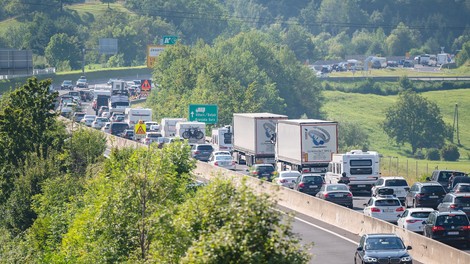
(162, 35, 178, 45)
(189, 104, 218, 124)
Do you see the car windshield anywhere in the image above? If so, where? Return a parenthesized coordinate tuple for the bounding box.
(457, 185, 470, 192)
(197, 145, 213, 151)
(216, 155, 232, 161)
(436, 215, 470, 226)
(365, 237, 405, 250)
(385, 180, 408, 186)
(455, 197, 470, 204)
(280, 172, 301, 178)
(327, 185, 348, 191)
(256, 166, 274, 173)
(421, 186, 445, 194)
(375, 199, 401, 206)
(410, 212, 432, 218)
(302, 176, 323, 184)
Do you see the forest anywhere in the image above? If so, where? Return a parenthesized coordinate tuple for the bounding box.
(0, 0, 469, 70)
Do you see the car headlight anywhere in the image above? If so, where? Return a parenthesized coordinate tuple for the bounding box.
(364, 256, 378, 262)
(401, 256, 412, 261)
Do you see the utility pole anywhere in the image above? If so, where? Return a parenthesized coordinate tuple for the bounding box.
(452, 103, 460, 145)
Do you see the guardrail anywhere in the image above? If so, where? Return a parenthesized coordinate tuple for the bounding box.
(60, 117, 470, 264)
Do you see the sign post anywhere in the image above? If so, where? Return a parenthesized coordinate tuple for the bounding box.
(188, 104, 218, 124)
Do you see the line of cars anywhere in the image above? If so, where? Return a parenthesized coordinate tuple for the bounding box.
(60, 76, 88, 90)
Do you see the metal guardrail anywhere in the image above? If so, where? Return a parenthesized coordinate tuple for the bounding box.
(0, 68, 56, 80)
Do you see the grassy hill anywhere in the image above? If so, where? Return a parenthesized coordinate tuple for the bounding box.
(323, 89, 470, 183)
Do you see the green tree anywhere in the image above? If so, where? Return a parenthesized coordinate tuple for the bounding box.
(385, 22, 420, 56)
(65, 128, 107, 175)
(337, 121, 370, 152)
(455, 41, 470, 67)
(382, 90, 448, 154)
(45, 33, 81, 70)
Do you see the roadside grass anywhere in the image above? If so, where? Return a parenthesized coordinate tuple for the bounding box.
(65, 2, 134, 17)
(323, 89, 470, 184)
(329, 64, 470, 77)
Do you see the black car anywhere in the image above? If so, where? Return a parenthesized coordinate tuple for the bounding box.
(437, 193, 470, 217)
(249, 164, 276, 182)
(423, 210, 470, 246)
(354, 234, 413, 264)
(315, 183, 353, 208)
(119, 129, 135, 140)
(293, 173, 324, 196)
(405, 182, 446, 209)
(61, 80, 74, 90)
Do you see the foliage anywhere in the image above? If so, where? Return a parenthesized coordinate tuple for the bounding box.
(425, 148, 440, 161)
(337, 121, 370, 152)
(440, 144, 460, 161)
(382, 90, 449, 154)
(45, 33, 81, 70)
(456, 41, 470, 67)
(64, 128, 107, 175)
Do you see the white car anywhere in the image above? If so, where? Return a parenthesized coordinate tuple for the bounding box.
(397, 207, 434, 233)
(208, 150, 231, 161)
(363, 195, 405, 223)
(92, 117, 109, 129)
(101, 122, 111, 134)
(372, 176, 409, 204)
(101, 111, 111, 118)
(275, 170, 301, 189)
(208, 154, 235, 170)
(80, 115, 96, 127)
(141, 132, 162, 145)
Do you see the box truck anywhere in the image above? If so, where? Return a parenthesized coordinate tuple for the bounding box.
(176, 121, 206, 144)
(232, 113, 288, 166)
(275, 119, 338, 175)
(161, 118, 187, 137)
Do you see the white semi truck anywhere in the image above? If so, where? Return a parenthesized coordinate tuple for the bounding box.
(232, 113, 288, 166)
(275, 119, 338, 175)
(324, 150, 381, 193)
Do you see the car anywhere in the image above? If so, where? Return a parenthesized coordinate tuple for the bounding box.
(190, 144, 214, 162)
(405, 182, 447, 209)
(104, 122, 130, 136)
(119, 129, 135, 140)
(274, 170, 301, 189)
(61, 80, 74, 90)
(293, 173, 324, 196)
(208, 154, 236, 170)
(450, 183, 470, 194)
(107, 78, 117, 85)
(101, 111, 111, 118)
(92, 117, 109, 129)
(110, 113, 125, 122)
(80, 115, 96, 127)
(363, 195, 405, 223)
(76, 76, 88, 88)
(387, 60, 399, 67)
(354, 234, 413, 264)
(249, 164, 276, 182)
(427, 170, 466, 190)
(423, 210, 470, 246)
(141, 132, 162, 145)
(448, 176, 470, 191)
(145, 121, 160, 132)
(155, 136, 170, 148)
(72, 112, 86, 123)
(437, 193, 470, 217)
(372, 177, 410, 204)
(98, 106, 109, 117)
(208, 150, 231, 161)
(79, 90, 93, 102)
(397, 208, 434, 233)
(403, 60, 414, 68)
(68, 91, 81, 102)
(316, 183, 353, 208)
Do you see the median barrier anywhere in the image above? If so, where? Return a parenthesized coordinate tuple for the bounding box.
(193, 161, 470, 264)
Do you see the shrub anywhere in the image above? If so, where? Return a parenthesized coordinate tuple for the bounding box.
(414, 149, 425, 160)
(440, 144, 460, 161)
(426, 148, 440, 160)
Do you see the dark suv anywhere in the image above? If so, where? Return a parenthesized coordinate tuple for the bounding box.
(405, 182, 446, 209)
(437, 193, 470, 217)
(250, 164, 275, 182)
(423, 210, 470, 245)
(190, 144, 214, 162)
(294, 173, 324, 196)
(427, 170, 466, 190)
(354, 234, 413, 264)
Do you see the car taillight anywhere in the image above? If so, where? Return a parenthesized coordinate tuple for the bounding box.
(416, 193, 425, 198)
(432, 226, 445, 232)
(347, 193, 353, 197)
(462, 226, 470, 231)
(252, 171, 258, 175)
(298, 182, 305, 188)
(324, 193, 329, 198)
(280, 179, 287, 183)
(371, 207, 381, 212)
(406, 220, 419, 223)
(214, 161, 218, 166)
(450, 204, 457, 209)
(396, 207, 405, 212)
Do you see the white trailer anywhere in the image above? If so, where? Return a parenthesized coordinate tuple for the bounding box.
(211, 126, 233, 151)
(232, 113, 288, 166)
(176, 121, 206, 144)
(125, 108, 152, 127)
(275, 119, 338, 175)
(324, 150, 381, 193)
(161, 118, 187, 137)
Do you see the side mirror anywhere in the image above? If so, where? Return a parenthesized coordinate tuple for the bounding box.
(356, 246, 363, 251)
(426, 177, 431, 181)
(422, 221, 427, 225)
(406, 246, 412, 250)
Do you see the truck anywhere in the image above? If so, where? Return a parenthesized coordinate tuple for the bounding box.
(211, 125, 233, 151)
(92, 89, 111, 115)
(125, 108, 152, 127)
(324, 150, 381, 193)
(275, 119, 338, 175)
(232, 113, 288, 166)
(175, 121, 206, 144)
(109, 94, 130, 113)
(161, 118, 187, 137)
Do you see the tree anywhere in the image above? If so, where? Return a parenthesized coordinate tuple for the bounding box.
(100, 0, 116, 8)
(382, 90, 449, 154)
(385, 22, 420, 56)
(455, 41, 470, 67)
(338, 121, 370, 152)
(45, 33, 81, 70)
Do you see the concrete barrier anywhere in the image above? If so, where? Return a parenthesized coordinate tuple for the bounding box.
(193, 162, 470, 264)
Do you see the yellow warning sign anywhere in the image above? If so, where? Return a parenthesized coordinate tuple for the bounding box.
(135, 123, 146, 135)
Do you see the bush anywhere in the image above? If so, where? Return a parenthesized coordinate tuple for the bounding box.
(426, 148, 440, 160)
(440, 144, 460, 161)
(414, 149, 425, 160)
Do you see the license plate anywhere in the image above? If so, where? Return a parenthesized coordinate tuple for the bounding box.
(309, 185, 317, 188)
(464, 207, 470, 210)
(384, 209, 394, 212)
(429, 196, 438, 198)
(358, 185, 366, 187)
(448, 231, 459, 235)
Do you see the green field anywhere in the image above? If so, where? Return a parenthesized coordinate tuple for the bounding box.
(323, 89, 470, 183)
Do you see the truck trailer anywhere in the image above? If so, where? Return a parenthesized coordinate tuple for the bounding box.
(232, 113, 288, 166)
(161, 118, 187, 137)
(275, 119, 338, 175)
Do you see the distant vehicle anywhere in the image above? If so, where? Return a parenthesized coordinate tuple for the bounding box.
(427, 170, 466, 190)
(190, 144, 214, 162)
(80, 115, 96, 127)
(91, 117, 109, 129)
(211, 126, 233, 151)
(437, 193, 470, 217)
(363, 195, 404, 223)
(119, 129, 135, 140)
(208, 154, 236, 170)
(79, 90, 93, 101)
(449, 183, 470, 194)
(387, 61, 398, 67)
(372, 177, 410, 204)
(274, 170, 301, 189)
(102, 122, 129, 136)
(249, 164, 276, 182)
(403, 60, 414, 68)
(161, 118, 187, 137)
(405, 182, 446, 209)
(98, 106, 109, 117)
(397, 207, 434, 233)
(76, 76, 88, 88)
(72, 112, 86, 123)
(316, 183, 353, 208)
(354, 234, 413, 264)
(125, 108, 152, 127)
(293, 173, 324, 196)
(208, 150, 232, 162)
(61, 80, 74, 90)
(423, 210, 470, 245)
(145, 121, 160, 132)
(68, 91, 80, 102)
(141, 132, 162, 145)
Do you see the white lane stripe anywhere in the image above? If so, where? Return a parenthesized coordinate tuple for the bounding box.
(275, 209, 358, 245)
